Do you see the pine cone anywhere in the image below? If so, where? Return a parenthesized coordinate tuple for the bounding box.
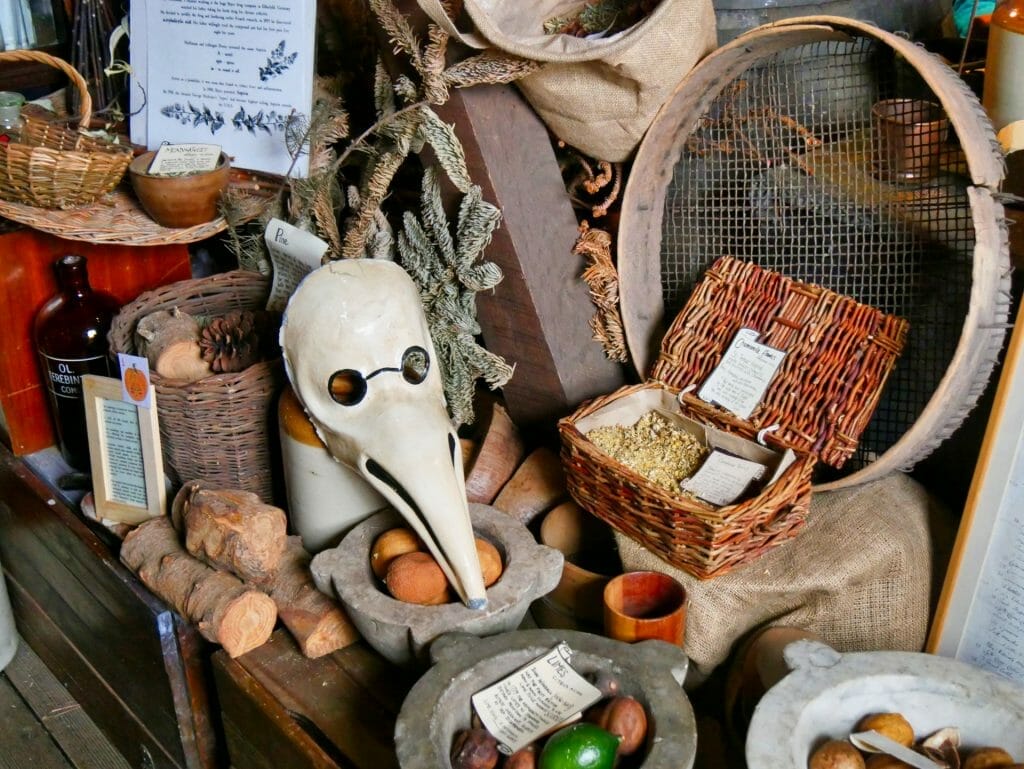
(199, 311, 263, 373)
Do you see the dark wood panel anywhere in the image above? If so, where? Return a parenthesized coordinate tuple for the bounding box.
(5, 573, 184, 769)
(0, 447, 216, 769)
(213, 647, 343, 769)
(233, 633, 402, 769)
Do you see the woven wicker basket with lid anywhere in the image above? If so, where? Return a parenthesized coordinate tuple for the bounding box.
(558, 256, 908, 579)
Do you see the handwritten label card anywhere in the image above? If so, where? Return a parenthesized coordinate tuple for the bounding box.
(681, 450, 768, 507)
(118, 353, 153, 410)
(698, 328, 786, 419)
(148, 143, 222, 175)
(471, 643, 602, 754)
(265, 218, 329, 312)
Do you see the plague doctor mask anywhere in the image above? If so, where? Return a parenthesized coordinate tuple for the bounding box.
(281, 259, 487, 608)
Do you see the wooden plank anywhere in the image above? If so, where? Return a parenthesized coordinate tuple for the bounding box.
(0, 446, 216, 769)
(3, 638, 132, 769)
(233, 632, 403, 769)
(212, 647, 343, 769)
(4, 570, 185, 769)
(384, 2, 628, 437)
(0, 672, 73, 769)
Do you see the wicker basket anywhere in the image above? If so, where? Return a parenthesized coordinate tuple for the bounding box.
(108, 271, 284, 502)
(0, 50, 132, 209)
(559, 256, 909, 579)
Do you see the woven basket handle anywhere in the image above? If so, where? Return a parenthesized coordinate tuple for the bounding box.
(0, 49, 92, 131)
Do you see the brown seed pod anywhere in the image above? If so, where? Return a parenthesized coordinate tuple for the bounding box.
(475, 537, 503, 587)
(589, 696, 648, 756)
(370, 527, 423, 579)
(964, 748, 1017, 769)
(809, 740, 866, 769)
(854, 713, 915, 748)
(450, 728, 499, 769)
(385, 551, 449, 605)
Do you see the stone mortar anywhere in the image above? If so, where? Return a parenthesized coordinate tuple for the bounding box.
(310, 503, 564, 667)
(394, 628, 696, 769)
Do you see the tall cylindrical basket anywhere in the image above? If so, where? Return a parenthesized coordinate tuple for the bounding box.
(109, 271, 283, 502)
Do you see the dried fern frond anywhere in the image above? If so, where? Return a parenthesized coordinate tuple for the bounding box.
(368, 0, 423, 71)
(422, 25, 450, 105)
(442, 51, 543, 89)
(397, 166, 512, 425)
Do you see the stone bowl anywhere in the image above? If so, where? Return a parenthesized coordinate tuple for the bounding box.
(395, 628, 696, 769)
(310, 503, 564, 667)
(747, 640, 1024, 768)
(128, 150, 231, 228)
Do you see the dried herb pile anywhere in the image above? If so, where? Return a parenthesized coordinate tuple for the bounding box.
(586, 411, 707, 493)
(544, 0, 662, 37)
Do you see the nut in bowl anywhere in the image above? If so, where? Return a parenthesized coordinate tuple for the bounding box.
(128, 150, 231, 228)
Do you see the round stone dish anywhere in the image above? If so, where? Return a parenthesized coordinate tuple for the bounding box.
(746, 640, 1024, 768)
(394, 628, 696, 769)
(310, 503, 564, 667)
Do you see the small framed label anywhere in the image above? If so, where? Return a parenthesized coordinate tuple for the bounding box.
(698, 328, 786, 419)
(83, 375, 165, 524)
(148, 143, 222, 175)
(471, 643, 602, 754)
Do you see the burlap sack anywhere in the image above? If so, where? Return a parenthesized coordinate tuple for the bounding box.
(616, 472, 955, 677)
(417, 0, 718, 162)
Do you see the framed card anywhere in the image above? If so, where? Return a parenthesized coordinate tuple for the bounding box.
(927, 309, 1024, 684)
(82, 374, 165, 524)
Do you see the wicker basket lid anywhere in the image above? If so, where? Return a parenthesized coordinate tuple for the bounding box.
(650, 256, 908, 469)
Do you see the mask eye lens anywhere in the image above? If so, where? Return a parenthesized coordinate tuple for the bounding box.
(402, 346, 429, 385)
(328, 370, 367, 406)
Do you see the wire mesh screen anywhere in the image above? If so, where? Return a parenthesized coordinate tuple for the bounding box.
(661, 36, 976, 482)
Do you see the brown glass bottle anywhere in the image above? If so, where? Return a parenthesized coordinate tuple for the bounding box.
(34, 255, 119, 470)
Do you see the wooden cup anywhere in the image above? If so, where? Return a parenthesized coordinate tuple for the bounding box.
(603, 570, 688, 646)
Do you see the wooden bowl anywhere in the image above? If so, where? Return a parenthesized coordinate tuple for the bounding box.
(128, 151, 231, 228)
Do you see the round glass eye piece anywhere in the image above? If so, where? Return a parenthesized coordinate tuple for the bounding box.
(401, 346, 429, 384)
(328, 370, 367, 405)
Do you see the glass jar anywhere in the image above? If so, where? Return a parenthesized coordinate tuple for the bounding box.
(34, 255, 120, 471)
(0, 91, 25, 145)
(982, 0, 1024, 131)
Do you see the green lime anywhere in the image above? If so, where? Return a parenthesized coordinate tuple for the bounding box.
(539, 723, 621, 769)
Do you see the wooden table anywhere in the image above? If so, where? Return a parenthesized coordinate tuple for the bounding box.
(212, 631, 418, 769)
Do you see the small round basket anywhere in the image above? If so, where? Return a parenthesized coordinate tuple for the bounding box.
(108, 271, 284, 501)
(0, 50, 132, 209)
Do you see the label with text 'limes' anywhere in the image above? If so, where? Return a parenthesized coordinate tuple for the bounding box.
(471, 643, 602, 754)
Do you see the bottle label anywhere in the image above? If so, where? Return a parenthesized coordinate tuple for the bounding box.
(40, 354, 110, 400)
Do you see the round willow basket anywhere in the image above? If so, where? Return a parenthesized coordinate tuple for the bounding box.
(618, 16, 1010, 490)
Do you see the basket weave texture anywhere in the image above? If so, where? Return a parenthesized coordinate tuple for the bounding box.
(0, 50, 132, 209)
(559, 256, 909, 579)
(109, 271, 283, 501)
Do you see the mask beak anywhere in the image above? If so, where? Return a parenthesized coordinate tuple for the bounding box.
(321, 404, 488, 610)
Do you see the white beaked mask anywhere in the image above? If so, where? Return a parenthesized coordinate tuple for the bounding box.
(281, 259, 487, 609)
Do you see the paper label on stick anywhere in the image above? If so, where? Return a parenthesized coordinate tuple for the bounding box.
(681, 449, 767, 506)
(698, 328, 786, 419)
(148, 143, 222, 175)
(471, 643, 602, 754)
(265, 218, 329, 312)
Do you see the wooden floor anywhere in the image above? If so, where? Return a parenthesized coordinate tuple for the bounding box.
(0, 638, 131, 769)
